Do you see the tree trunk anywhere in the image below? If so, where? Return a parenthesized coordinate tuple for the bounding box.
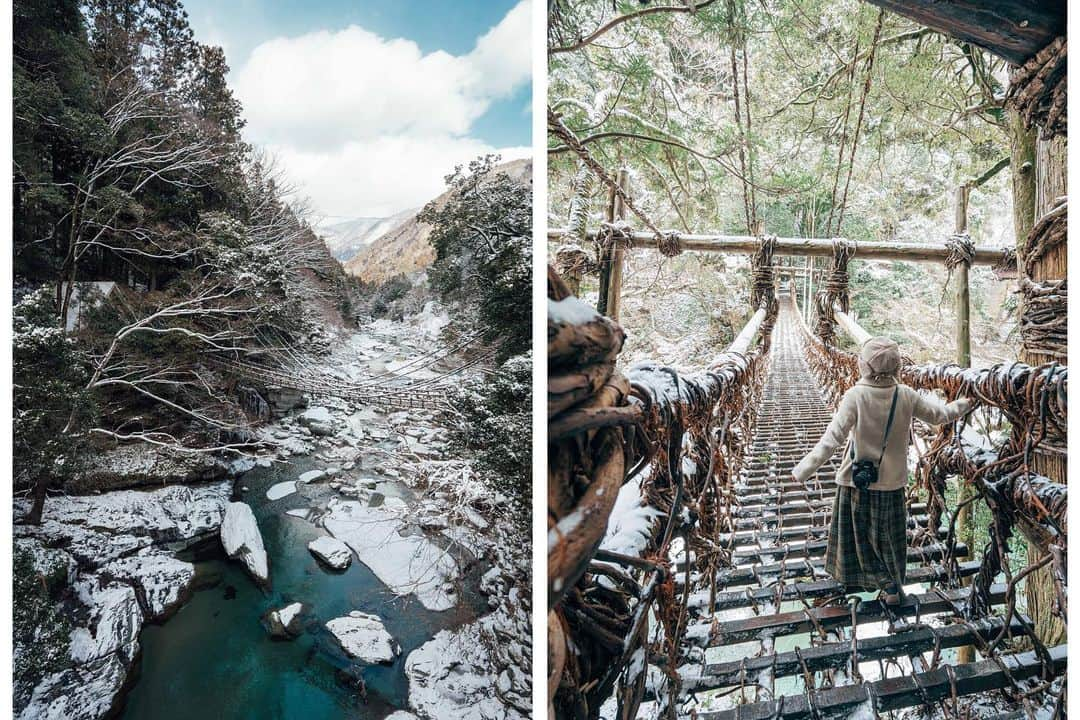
(27, 477, 48, 526)
(1017, 125, 1066, 648)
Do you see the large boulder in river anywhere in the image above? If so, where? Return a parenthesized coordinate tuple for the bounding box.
(264, 602, 305, 639)
(299, 407, 336, 437)
(266, 387, 308, 417)
(308, 536, 352, 570)
(220, 502, 269, 585)
(326, 611, 399, 664)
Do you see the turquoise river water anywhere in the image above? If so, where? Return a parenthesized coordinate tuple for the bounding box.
(117, 456, 481, 720)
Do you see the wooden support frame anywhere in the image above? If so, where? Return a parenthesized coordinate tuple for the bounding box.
(595, 169, 629, 319)
(547, 228, 1012, 266)
(955, 185, 973, 368)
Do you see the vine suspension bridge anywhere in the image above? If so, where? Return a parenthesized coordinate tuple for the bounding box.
(548, 222, 1066, 719)
(214, 332, 498, 413)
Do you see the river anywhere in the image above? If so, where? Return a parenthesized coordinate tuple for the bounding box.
(118, 445, 484, 719)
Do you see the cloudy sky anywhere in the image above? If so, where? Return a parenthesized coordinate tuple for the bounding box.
(183, 0, 532, 220)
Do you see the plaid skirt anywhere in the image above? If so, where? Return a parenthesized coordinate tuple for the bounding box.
(824, 486, 907, 592)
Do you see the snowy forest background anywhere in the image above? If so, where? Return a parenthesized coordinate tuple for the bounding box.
(548, 0, 1023, 369)
(13, 0, 530, 711)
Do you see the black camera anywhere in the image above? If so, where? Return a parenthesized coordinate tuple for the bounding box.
(851, 459, 878, 489)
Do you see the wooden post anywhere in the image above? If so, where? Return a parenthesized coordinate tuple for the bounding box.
(595, 174, 617, 315)
(804, 256, 813, 323)
(955, 186, 972, 368)
(1022, 133, 1067, 648)
(952, 184, 976, 664)
(603, 169, 629, 321)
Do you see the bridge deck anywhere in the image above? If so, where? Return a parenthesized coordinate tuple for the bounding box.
(674, 294, 1062, 718)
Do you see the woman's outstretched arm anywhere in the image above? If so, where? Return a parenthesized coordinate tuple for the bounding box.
(908, 388, 973, 426)
(792, 389, 858, 482)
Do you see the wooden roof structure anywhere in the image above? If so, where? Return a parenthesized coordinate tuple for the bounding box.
(863, 0, 1065, 65)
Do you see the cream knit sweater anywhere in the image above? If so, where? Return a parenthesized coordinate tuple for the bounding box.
(792, 380, 972, 491)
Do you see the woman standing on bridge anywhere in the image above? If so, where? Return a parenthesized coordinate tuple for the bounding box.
(791, 337, 973, 605)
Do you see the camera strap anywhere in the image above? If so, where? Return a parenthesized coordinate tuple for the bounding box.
(849, 386, 900, 466)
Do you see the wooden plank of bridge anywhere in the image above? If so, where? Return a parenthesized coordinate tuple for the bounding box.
(680, 546, 957, 589)
(686, 584, 1006, 647)
(685, 560, 983, 615)
(679, 616, 1027, 691)
(693, 646, 1066, 720)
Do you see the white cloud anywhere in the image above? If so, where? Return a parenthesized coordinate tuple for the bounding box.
(230, 1, 531, 217)
(274, 137, 531, 219)
(464, 0, 532, 97)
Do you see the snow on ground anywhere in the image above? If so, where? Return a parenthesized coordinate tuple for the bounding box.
(15, 308, 529, 720)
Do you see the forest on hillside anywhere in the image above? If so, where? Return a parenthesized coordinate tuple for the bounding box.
(14, 0, 356, 519)
(547, 0, 1036, 366)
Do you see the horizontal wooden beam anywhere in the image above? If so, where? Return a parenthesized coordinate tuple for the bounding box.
(862, 0, 1064, 66)
(728, 307, 767, 355)
(686, 584, 1006, 647)
(835, 308, 872, 345)
(547, 229, 1012, 266)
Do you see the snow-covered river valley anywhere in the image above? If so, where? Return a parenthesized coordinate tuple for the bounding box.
(16, 310, 530, 720)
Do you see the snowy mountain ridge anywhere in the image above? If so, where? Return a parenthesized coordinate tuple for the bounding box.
(317, 208, 417, 261)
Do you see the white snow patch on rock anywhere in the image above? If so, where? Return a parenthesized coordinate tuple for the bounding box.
(266, 481, 297, 500)
(308, 535, 352, 570)
(265, 602, 305, 638)
(323, 497, 458, 611)
(17, 481, 231, 545)
(298, 469, 326, 484)
(100, 551, 195, 619)
(300, 406, 333, 425)
(326, 611, 399, 664)
(406, 616, 525, 720)
(68, 577, 142, 665)
(220, 502, 269, 584)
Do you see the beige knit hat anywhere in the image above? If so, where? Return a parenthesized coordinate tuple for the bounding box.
(858, 336, 900, 380)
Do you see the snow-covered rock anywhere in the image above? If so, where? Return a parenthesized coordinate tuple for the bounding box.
(70, 443, 230, 493)
(325, 611, 399, 664)
(323, 497, 459, 611)
(266, 481, 297, 500)
(16, 481, 232, 545)
(220, 502, 269, 584)
(100, 551, 195, 619)
(299, 406, 333, 426)
(406, 616, 526, 720)
(18, 654, 129, 720)
(298, 469, 326, 484)
(264, 602, 305, 638)
(68, 577, 142, 666)
(385, 712, 420, 720)
(308, 535, 352, 570)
